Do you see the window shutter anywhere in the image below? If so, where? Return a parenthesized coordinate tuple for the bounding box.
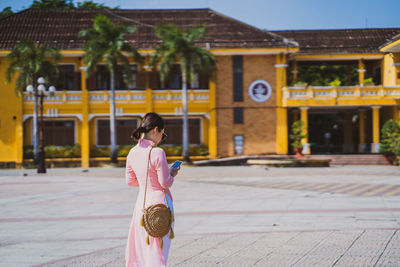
(148, 71, 160, 89)
(233, 108, 244, 124)
(74, 72, 81, 90)
(189, 119, 201, 144)
(86, 73, 96, 90)
(136, 71, 147, 90)
(233, 56, 243, 102)
(199, 72, 209, 89)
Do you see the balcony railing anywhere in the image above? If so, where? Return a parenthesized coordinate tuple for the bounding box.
(23, 91, 82, 103)
(283, 85, 400, 106)
(23, 89, 210, 105)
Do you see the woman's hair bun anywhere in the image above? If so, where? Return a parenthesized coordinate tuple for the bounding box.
(130, 113, 165, 141)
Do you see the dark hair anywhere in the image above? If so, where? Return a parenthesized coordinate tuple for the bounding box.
(131, 112, 164, 140)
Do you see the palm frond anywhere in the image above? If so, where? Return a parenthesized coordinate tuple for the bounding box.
(186, 27, 206, 43)
(158, 50, 178, 84)
(5, 38, 61, 96)
(117, 53, 133, 86)
(121, 42, 143, 65)
(152, 25, 216, 85)
(15, 72, 29, 96)
(80, 14, 142, 78)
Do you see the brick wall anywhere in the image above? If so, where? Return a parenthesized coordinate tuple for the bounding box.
(215, 55, 277, 157)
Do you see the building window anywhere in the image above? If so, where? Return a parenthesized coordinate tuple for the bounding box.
(56, 65, 81, 91)
(43, 120, 75, 146)
(233, 56, 243, 102)
(190, 65, 209, 89)
(163, 118, 201, 145)
(116, 65, 137, 90)
(97, 119, 138, 145)
(95, 65, 110, 90)
(233, 108, 244, 124)
(152, 64, 208, 90)
(234, 135, 244, 155)
(87, 65, 142, 90)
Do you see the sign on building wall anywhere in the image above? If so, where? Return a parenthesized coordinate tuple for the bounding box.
(248, 80, 272, 103)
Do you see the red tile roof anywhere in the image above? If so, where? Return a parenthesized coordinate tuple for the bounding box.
(273, 28, 400, 54)
(379, 32, 400, 50)
(0, 8, 293, 50)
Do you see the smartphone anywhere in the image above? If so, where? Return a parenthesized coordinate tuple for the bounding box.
(171, 160, 183, 169)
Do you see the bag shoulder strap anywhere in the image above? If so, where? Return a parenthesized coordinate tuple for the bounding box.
(143, 145, 153, 210)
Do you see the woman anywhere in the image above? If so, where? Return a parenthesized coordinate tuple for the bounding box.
(125, 112, 179, 267)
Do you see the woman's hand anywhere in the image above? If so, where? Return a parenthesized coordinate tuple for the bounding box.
(170, 166, 180, 177)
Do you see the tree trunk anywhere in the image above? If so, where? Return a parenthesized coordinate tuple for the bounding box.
(37, 93, 46, 173)
(32, 75, 39, 164)
(181, 68, 190, 163)
(110, 70, 117, 164)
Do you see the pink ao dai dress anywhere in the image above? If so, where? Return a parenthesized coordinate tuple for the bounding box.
(125, 138, 174, 267)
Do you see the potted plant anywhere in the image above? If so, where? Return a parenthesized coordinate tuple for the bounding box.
(290, 120, 308, 158)
(329, 79, 341, 87)
(293, 81, 308, 88)
(363, 77, 375, 86)
(379, 119, 400, 165)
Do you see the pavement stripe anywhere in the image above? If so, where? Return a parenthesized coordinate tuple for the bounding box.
(347, 184, 380, 196)
(318, 183, 350, 193)
(362, 184, 397, 197)
(278, 182, 317, 191)
(352, 184, 388, 197)
(312, 183, 341, 192)
(372, 185, 400, 196)
(334, 183, 367, 194)
(264, 182, 291, 189)
(271, 182, 305, 189)
(307, 183, 336, 191)
(321, 183, 357, 193)
(292, 183, 324, 191)
(382, 186, 400, 197)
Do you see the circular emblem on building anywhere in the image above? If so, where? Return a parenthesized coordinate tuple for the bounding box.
(248, 80, 272, 103)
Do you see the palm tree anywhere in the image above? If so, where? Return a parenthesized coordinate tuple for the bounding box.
(151, 25, 216, 163)
(6, 39, 61, 164)
(79, 14, 143, 164)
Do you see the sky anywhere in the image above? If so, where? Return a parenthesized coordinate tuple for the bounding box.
(1, 0, 400, 30)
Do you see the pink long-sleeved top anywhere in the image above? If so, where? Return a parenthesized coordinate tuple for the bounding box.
(125, 138, 174, 267)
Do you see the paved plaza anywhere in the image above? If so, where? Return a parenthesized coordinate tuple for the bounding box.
(1, 165, 400, 266)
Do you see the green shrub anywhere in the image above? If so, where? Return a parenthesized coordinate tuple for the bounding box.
(24, 143, 209, 159)
(363, 77, 374, 84)
(329, 79, 341, 87)
(288, 64, 359, 86)
(190, 144, 209, 156)
(379, 119, 400, 156)
(23, 145, 81, 158)
(291, 81, 307, 86)
(289, 120, 307, 148)
(90, 145, 135, 157)
(159, 144, 209, 156)
(117, 145, 133, 157)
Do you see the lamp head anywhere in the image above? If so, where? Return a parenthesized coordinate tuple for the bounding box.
(26, 84, 34, 93)
(49, 86, 56, 96)
(37, 77, 45, 84)
(38, 84, 46, 92)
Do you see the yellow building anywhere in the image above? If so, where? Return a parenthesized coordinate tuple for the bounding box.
(274, 29, 400, 154)
(0, 9, 399, 168)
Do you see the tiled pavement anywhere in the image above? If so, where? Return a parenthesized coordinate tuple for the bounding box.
(196, 180, 400, 197)
(0, 165, 400, 266)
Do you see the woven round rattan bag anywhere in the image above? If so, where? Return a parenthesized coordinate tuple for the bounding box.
(142, 204, 172, 238)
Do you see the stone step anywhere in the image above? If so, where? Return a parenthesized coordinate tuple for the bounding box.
(307, 154, 390, 165)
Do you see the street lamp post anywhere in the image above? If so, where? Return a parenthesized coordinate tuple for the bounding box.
(27, 77, 56, 173)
